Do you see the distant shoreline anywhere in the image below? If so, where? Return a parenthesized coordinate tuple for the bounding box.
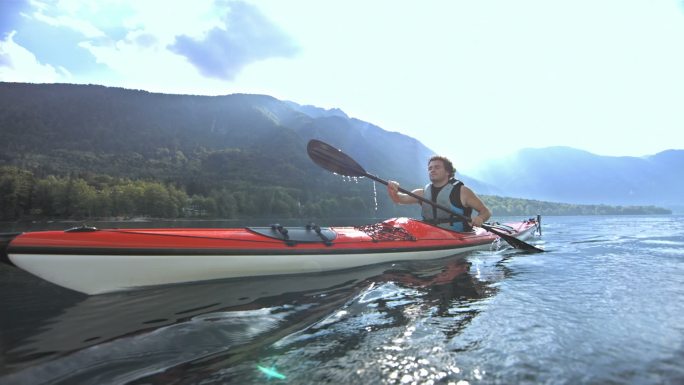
(0, 212, 676, 227)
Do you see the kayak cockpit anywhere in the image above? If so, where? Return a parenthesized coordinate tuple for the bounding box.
(248, 223, 337, 246)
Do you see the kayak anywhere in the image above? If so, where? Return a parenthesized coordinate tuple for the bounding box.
(1, 217, 540, 295)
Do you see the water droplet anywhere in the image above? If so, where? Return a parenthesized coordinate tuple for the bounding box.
(372, 181, 378, 211)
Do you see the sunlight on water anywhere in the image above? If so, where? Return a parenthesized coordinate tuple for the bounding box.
(359, 281, 478, 385)
(640, 239, 684, 246)
(377, 351, 459, 384)
(256, 365, 286, 380)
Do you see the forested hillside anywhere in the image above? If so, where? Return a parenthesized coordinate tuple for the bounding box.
(0, 82, 421, 221)
(0, 82, 671, 221)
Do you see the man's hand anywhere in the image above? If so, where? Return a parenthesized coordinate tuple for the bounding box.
(387, 182, 422, 205)
(471, 216, 485, 227)
(387, 181, 400, 203)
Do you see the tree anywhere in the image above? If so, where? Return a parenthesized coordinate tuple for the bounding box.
(0, 166, 33, 219)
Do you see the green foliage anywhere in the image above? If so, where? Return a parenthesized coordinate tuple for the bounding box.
(0, 166, 672, 220)
(482, 195, 671, 217)
(0, 167, 188, 219)
(0, 166, 33, 219)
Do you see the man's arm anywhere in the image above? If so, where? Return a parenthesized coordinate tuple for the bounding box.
(387, 181, 423, 204)
(461, 186, 491, 227)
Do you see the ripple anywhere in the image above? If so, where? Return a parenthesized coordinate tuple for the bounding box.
(2, 215, 683, 384)
(640, 239, 684, 246)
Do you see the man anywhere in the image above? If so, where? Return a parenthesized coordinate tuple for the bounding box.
(387, 155, 491, 232)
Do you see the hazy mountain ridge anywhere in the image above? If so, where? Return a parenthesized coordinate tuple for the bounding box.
(471, 146, 683, 208)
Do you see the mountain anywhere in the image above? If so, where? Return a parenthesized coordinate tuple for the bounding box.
(0, 82, 443, 219)
(0, 82, 676, 220)
(471, 147, 684, 208)
(0, 82, 437, 186)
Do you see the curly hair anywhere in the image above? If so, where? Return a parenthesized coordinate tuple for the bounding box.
(428, 155, 455, 178)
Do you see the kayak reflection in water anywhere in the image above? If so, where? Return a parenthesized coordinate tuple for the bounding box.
(387, 155, 491, 232)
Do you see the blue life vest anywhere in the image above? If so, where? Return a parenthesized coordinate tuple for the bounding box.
(421, 179, 473, 232)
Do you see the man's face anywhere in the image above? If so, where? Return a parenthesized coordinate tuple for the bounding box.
(428, 160, 449, 183)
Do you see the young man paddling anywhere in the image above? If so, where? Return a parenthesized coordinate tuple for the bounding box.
(387, 156, 491, 232)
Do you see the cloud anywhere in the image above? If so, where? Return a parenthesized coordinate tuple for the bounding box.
(0, 31, 70, 82)
(0, 0, 298, 89)
(31, 8, 106, 38)
(170, 1, 299, 81)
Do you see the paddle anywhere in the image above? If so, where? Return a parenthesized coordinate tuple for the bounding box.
(307, 139, 544, 252)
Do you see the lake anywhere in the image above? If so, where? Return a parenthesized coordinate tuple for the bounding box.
(0, 215, 682, 384)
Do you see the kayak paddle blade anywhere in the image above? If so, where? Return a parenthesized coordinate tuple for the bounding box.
(307, 139, 367, 177)
(482, 224, 544, 253)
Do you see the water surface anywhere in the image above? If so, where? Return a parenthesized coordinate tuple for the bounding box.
(1, 216, 682, 384)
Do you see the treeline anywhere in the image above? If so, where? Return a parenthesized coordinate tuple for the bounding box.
(0, 166, 671, 221)
(0, 166, 376, 220)
(482, 195, 671, 216)
(1, 166, 187, 219)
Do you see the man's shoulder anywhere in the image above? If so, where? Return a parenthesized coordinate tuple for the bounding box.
(449, 177, 464, 186)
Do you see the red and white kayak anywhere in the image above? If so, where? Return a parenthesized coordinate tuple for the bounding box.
(1, 217, 540, 295)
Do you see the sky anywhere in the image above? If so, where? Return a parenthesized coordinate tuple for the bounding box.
(1, 0, 683, 172)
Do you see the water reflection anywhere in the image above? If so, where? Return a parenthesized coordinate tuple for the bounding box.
(0, 250, 514, 385)
(0, 263, 389, 371)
